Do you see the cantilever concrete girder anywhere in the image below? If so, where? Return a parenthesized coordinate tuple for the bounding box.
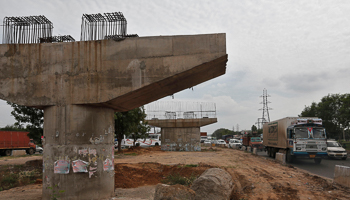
(0, 34, 227, 111)
(0, 33, 227, 200)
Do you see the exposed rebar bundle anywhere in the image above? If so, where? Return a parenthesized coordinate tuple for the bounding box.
(40, 35, 75, 43)
(145, 101, 217, 120)
(81, 12, 136, 41)
(2, 15, 53, 44)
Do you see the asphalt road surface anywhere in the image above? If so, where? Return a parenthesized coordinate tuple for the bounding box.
(257, 151, 350, 179)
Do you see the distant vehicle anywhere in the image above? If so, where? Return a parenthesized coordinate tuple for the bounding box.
(228, 139, 242, 149)
(36, 145, 43, 154)
(0, 131, 36, 156)
(203, 140, 211, 144)
(216, 139, 226, 145)
(222, 135, 233, 143)
(263, 117, 327, 164)
(200, 136, 207, 143)
(327, 140, 347, 160)
(242, 132, 263, 152)
(121, 134, 161, 147)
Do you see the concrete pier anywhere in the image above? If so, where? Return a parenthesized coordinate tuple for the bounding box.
(0, 34, 227, 199)
(147, 118, 217, 151)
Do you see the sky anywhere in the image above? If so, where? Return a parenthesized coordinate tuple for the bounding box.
(0, 0, 350, 135)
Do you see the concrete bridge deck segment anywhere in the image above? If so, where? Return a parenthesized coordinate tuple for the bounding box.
(0, 33, 227, 111)
(0, 33, 227, 199)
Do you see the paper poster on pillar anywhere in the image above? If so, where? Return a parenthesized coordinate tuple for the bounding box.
(54, 160, 70, 174)
(72, 160, 89, 173)
(103, 158, 114, 171)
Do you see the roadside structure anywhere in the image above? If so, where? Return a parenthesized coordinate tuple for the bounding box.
(146, 101, 217, 151)
(0, 13, 227, 199)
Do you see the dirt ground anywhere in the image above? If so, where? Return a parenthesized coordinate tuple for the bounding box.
(1, 146, 350, 200)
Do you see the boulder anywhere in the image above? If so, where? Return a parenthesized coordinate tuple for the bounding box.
(154, 184, 196, 200)
(191, 168, 233, 200)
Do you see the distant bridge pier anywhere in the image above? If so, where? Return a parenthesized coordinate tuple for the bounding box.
(146, 118, 217, 151)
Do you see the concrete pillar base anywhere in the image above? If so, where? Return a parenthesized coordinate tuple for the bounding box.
(42, 105, 115, 200)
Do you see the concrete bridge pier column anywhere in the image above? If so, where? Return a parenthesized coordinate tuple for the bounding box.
(42, 105, 115, 200)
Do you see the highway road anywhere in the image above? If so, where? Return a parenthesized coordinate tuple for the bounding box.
(257, 151, 350, 179)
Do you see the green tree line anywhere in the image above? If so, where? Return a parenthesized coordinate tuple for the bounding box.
(299, 93, 350, 140)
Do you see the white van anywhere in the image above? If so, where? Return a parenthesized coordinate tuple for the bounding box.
(121, 134, 161, 147)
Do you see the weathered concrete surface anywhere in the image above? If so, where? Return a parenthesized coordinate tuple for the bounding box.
(42, 105, 115, 199)
(275, 152, 286, 165)
(334, 165, 350, 188)
(147, 118, 217, 151)
(0, 33, 227, 200)
(0, 34, 227, 112)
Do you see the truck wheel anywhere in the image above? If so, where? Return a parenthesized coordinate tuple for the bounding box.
(314, 158, 322, 164)
(5, 149, 12, 156)
(28, 148, 35, 155)
(155, 143, 159, 146)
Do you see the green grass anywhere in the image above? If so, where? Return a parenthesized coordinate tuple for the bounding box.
(161, 173, 197, 186)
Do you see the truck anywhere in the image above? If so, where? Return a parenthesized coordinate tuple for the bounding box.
(0, 131, 36, 156)
(263, 117, 327, 164)
(242, 132, 264, 151)
(200, 132, 207, 143)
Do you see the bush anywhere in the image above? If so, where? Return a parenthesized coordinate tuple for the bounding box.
(162, 173, 197, 186)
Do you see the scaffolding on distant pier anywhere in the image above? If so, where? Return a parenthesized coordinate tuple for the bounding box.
(145, 101, 216, 120)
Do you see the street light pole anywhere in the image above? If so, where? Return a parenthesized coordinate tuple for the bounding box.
(343, 120, 349, 141)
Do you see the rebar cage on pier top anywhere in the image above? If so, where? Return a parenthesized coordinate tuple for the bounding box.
(145, 101, 217, 120)
(80, 12, 138, 41)
(2, 15, 75, 44)
(2, 15, 53, 44)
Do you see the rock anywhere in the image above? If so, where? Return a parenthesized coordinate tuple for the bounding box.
(190, 168, 233, 200)
(154, 184, 196, 200)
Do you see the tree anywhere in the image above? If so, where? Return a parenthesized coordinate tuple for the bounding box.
(7, 102, 44, 144)
(212, 128, 234, 139)
(114, 106, 150, 151)
(299, 94, 350, 140)
(251, 125, 257, 132)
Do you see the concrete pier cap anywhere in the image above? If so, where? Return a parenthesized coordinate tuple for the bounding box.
(0, 33, 227, 199)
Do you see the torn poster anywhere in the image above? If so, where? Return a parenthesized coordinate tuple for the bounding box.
(79, 149, 88, 157)
(103, 158, 114, 171)
(89, 148, 97, 156)
(72, 160, 89, 173)
(54, 160, 70, 174)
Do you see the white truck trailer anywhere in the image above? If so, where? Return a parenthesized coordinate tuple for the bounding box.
(263, 117, 328, 164)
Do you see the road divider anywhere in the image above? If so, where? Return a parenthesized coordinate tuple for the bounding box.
(334, 165, 350, 188)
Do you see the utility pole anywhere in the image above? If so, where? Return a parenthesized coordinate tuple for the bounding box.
(257, 88, 272, 129)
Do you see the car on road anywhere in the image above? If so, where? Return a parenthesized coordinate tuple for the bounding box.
(216, 139, 226, 145)
(36, 145, 43, 154)
(204, 140, 211, 144)
(326, 140, 347, 160)
(228, 139, 242, 149)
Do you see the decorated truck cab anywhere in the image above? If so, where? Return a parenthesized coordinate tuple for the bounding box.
(263, 117, 328, 164)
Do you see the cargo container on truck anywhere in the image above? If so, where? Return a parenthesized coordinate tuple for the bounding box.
(242, 133, 264, 151)
(263, 117, 327, 164)
(0, 131, 36, 156)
